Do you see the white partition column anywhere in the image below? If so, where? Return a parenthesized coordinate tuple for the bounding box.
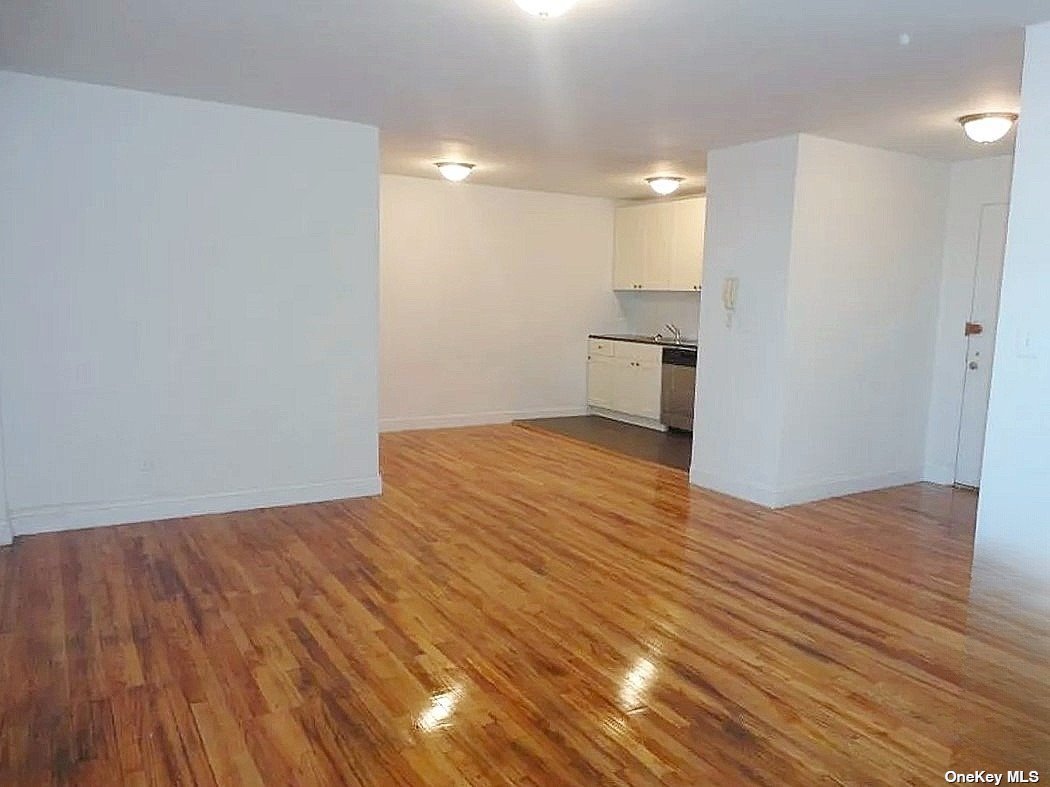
(976, 21, 1050, 590)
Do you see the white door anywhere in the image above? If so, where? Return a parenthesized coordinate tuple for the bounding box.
(954, 203, 1010, 487)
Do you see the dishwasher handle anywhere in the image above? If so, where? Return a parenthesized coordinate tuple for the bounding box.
(662, 347, 697, 368)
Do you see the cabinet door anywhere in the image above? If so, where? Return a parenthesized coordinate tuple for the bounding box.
(614, 206, 647, 291)
(606, 357, 662, 419)
(641, 203, 673, 290)
(610, 357, 637, 414)
(632, 360, 663, 420)
(669, 197, 705, 292)
(587, 356, 617, 409)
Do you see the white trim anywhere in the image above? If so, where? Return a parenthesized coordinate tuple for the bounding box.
(690, 468, 924, 509)
(9, 475, 382, 537)
(922, 462, 956, 486)
(0, 363, 10, 546)
(587, 407, 668, 433)
(769, 469, 924, 508)
(380, 407, 588, 433)
(689, 469, 779, 508)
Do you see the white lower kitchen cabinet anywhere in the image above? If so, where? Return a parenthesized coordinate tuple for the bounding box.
(586, 339, 665, 430)
(585, 355, 617, 410)
(622, 357, 662, 420)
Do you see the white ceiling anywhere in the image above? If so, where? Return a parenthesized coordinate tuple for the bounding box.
(3, 0, 1049, 198)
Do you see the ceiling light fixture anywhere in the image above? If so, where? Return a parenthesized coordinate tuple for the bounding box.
(435, 162, 475, 182)
(958, 113, 1018, 144)
(515, 0, 577, 18)
(646, 176, 685, 196)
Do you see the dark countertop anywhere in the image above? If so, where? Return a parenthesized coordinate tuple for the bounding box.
(589, 333, 698, 350)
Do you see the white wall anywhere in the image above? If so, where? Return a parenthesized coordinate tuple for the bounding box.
(617, 291, 701, 339)
(923, 156, 1014, 484)
(691, 136, 799, 505)
(379, 175, 624, 431)
(693, 133, 949, 507)
(0, 72, 381, 535)
(977, 22, 1050, 574)
(778, 136, 948, 504)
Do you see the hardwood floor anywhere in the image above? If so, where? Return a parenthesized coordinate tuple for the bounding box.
(0, 424, 1046, 785)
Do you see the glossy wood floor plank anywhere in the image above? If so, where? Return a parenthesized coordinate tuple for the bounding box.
(0, 424, 1046, 785)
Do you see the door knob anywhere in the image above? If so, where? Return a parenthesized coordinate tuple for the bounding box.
(969, 361, 979, 370)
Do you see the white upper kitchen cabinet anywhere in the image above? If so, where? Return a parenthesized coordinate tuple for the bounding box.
(669, 197, 705, 292)
(613, 203, 648, 290)
(613, 196, 706, 292)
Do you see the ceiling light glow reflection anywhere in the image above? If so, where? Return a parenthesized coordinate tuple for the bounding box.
(619, 657, 657, 714)
(416, 684, 464, 732)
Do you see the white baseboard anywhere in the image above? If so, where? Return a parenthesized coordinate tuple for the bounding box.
(9, 475, 382, 537)
(689, 469, 779, 508)
(770, 468, 924, 508)
(588, 407, 668, 433)
(922, 463, 956, 486)
(689, 468, 923, 509)
(0, 517, 11, 546)
(380, 407, 589, 433)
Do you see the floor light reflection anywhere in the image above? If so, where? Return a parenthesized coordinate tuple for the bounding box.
(415, 684, 464, 733)
(619, 657, 658, 714)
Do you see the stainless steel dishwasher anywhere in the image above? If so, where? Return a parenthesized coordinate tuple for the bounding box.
(661, 347, 697, 432)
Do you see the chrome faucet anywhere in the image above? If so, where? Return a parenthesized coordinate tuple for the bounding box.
(664, 323, 683, 343)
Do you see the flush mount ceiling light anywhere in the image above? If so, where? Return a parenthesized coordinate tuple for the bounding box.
(646, 176, 685, 196)
(958, 113, 1018, 144)
(515, 0, 577, 18)
(435, 162, 475, 182)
